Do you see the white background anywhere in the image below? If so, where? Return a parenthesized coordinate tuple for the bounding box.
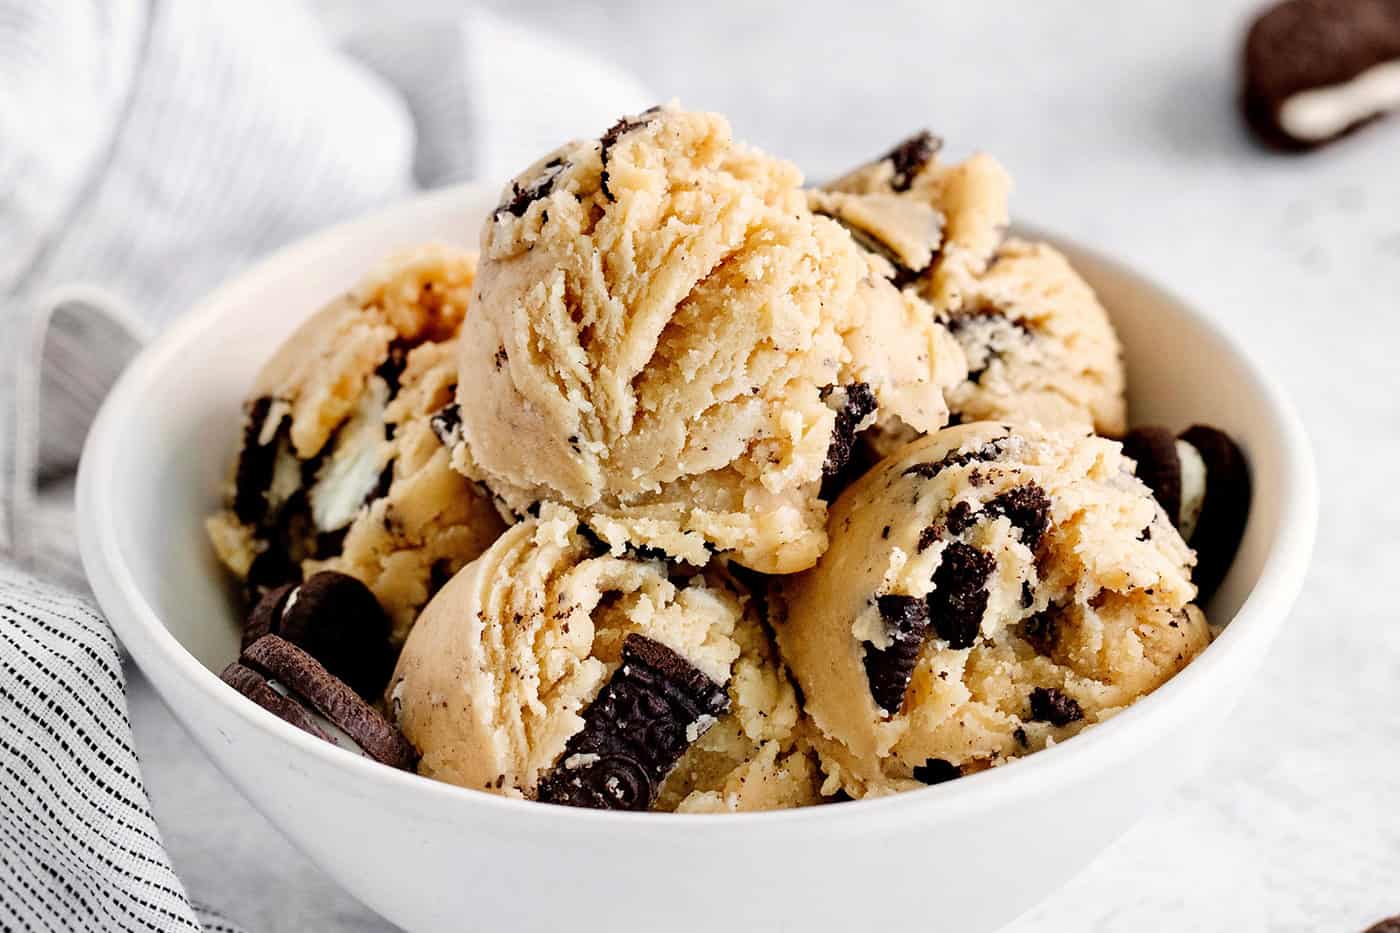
(129, 1, 1400, 930)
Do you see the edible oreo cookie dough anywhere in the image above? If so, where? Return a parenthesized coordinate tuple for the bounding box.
(815, 133, 1126, 449)
(452, 103, 963, 575)
(776, 423, 1211, 798)
(206, 246, 506, 641)
(389, 504, 821, 812)
(205, 102, 1254, 812)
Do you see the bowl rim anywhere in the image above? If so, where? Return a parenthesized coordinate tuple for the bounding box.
(77, 181, 1318, 833)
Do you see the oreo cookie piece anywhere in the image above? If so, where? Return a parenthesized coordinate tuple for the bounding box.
(535, 634, 730, 811)
(227, 636, 417, 769)
(927, 542, 996, 650)
(1028, 686, 1083, 727)
(863, 595, 932, 715)
(1124, 424, 1251, 602)
(820, 382, 879, 498)
(882, 130, 943, 192)
(1178, 425, 1252, 601)
(232, 396, 298, 525)
(911, 757, 961, 786)
(1122, 427, 1183, 523)
(1242, 0, 1400, 150)
(241, 571, 394, 700)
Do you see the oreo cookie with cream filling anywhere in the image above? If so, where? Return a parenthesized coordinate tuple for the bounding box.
(1243, 0, 1400, 149)
(222, 635, 416, 769)
(1123, 424, 1251, 601)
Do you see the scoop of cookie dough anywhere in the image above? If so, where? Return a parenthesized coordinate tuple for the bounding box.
(389, 504, 820, 813)
(205, 245, 506, 642)
(776, 422, 1211, 799)
(455, 104, 960, 574)
(820, 136, 1125, 441)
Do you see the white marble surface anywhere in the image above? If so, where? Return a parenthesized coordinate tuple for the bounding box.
(129, 1, 1400, 930)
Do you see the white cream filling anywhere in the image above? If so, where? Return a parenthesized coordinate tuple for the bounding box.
(1176, 439, 1207, 543)
(266, 679, 368, 756)
(310, 376, 391, 531)
(1278, 60, 1400, 141)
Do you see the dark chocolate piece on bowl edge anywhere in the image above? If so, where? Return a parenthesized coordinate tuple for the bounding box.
(535, 634, 730, 811)
(1178, 425, 1252, 602)
(241, 571, 395, 701)
(238, 635, 417, 770)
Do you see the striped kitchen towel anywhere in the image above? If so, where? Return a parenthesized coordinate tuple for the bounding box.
(0, 2, 648, 929)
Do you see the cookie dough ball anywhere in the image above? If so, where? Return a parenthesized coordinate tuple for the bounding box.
(819, 135, 1125, 440)
(776, 423, 1211, 799)
(942, 239, 1126, 435)
(455, 104, 960, 574)
(206, 246, 506, 642)
(389, 504, 820, 813)
(822, 131, 1012, 315)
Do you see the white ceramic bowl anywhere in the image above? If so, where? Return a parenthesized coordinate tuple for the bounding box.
(78, 184, 1316, 933)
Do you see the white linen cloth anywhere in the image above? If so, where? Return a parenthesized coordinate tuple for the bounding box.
(0, 2, 648, 929)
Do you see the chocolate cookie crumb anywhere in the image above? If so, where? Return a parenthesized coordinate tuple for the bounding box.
(927, 542, 996, 649)
(984, 483, 1051, 550)
(863, 594, 932, 714)
(1028, 686, 1083, 727)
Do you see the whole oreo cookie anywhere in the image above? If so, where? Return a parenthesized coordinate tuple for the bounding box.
(230, 635, 417, 769)
(240, 571, 394, 700)
(1242, 0, 1400, 150)
(1123, 424, 1251, 602)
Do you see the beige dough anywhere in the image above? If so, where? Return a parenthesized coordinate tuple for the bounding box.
(455, 103, 961, 574)
(776, 422, 1211, 799)
(389, 504, 820, 812)
(822, 137, 1125, 440)
(206, 245, 505, 642)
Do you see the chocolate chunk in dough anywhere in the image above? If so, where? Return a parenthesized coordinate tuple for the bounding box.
(1028, 686, 1083, 727)
(863, 595, 932, 715)
(927, 542, 995, 649)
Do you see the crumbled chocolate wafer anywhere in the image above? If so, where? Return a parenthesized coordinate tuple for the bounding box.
(820, 382, 879, 497)
(1178, 425, 1252, 602)
(241, 635, 417, 769)
(242, 582, 297, 651)
(928, 542, 995, 649)
(902, 437, 1011, 480)
(1028, 686, 1083, 727)
(1122, 426, 1183, 523)
(863, 595, 932, 715)
(598, 106, 662, 201)
(535, 634, 729, 811)
(429, 402, 462, 447)
(912, 757, 961, 785)
(883, 130, 943, 192)
(272, 571, 394, 700)
(497, 157, 567, 217)
(1242, 0, 1400, 150)
(1021, 607, 1060, 656)
(984, 483, 1051, 551)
